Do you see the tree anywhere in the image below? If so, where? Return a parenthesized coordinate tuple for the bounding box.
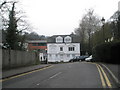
(74, 9, 101, 55)
(118, 13, 120, 39)
(110, 11, 120, 40)
(25, 31, 47, 40)
(6, 2, 19, 49)
(1, 0, 32, 50)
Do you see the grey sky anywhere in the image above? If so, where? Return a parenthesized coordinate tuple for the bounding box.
(18, 0, 120, 36)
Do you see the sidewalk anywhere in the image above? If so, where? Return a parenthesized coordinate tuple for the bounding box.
(2, 64, 51, 79)
(100, 63, 120, 87)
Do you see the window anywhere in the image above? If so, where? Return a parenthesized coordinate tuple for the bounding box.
(68, 47, 75, 51)
(32, 43, 38, 46)
(38, 43, 46, 46)
(60, 47, 63, 51)
(64, 36, 72, 43)
(32, 43, 47, 46)
(56, 36, 63, 43)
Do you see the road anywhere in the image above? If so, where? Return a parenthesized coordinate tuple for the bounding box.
(2, 62, 118, 88)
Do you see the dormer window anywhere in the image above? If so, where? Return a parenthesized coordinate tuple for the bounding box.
(64, 36, 71, 43)
(56, 36, 63, 43)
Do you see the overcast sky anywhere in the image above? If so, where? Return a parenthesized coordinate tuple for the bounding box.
(18, 0, 120, 36)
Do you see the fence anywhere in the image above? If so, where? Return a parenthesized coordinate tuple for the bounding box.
(2, 49, 39, 69)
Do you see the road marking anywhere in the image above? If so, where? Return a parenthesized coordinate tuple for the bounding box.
(88, 62, 112, 88)
(0, 65, 53, 82)
(96, 65, 106, 88)
(49, 72, 62, 79)
(101, 64, 119, 84)
(98, 64, 112, 88)
(36, 72, 62, 86)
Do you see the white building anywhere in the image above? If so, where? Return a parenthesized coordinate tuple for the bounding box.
(47, 35, 80, 62)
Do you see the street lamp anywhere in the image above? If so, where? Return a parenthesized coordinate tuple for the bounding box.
(101, 17, 105, 43)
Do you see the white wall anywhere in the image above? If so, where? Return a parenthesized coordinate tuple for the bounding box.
(47, 43, 80, 54)
(47, 43, 80, 62)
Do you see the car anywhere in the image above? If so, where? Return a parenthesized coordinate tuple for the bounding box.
(79, 55, 88, 61)
(69, 56, 80, 62)
(85, 55, 92, 62)
(69, 55, 88, 62)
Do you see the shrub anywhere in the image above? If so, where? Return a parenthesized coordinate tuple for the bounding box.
(93, 41, 120, 64)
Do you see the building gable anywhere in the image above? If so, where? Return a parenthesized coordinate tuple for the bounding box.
(56, 36, 63, 43)
(64, 36, 72, 43)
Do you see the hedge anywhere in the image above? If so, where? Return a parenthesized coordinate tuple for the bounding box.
(92, 41, 120, 64)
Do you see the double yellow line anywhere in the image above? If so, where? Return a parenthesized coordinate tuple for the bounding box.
(0, 65, 53, 82)
(96, 64, 112, 88)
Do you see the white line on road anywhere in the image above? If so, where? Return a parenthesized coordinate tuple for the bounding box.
(36, 72, 62, 86)
(49, 72, 62, 79)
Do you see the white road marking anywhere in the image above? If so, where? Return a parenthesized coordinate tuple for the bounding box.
(36, 72, 62, 86)
(49, 72, 62, 79)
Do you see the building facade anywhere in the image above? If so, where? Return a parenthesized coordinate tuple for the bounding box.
(27, 40, 47, 62)
(47, 35, 80, 62)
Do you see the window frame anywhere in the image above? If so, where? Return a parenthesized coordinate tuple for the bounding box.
(68, 47, 75, 51)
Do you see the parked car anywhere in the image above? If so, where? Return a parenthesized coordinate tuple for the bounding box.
(69, 55, 88, 62)
(69, 56, 80, 62)
(85, 55, 92, 62)
(79, 55, 88, 61)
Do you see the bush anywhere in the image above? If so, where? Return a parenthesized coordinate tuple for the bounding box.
(92, 41, 120, 64)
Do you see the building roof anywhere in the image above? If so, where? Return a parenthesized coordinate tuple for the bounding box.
(47, 34, 80, 43)
(27, 40, 47, 43)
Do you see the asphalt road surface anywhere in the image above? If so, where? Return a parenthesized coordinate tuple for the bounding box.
(2, 62, 118, 88)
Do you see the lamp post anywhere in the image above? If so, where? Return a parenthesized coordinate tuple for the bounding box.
(101, 17, 105, 43)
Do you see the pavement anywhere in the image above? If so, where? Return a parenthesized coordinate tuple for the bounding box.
(2, 64, 51, 79)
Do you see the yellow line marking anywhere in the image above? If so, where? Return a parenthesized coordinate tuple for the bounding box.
(98, 64, 112, 88)
(0, 65, 53, 82)
(101, 64, 119, 83)
(88, 62, 112, 88)
(96, 65, 106, 88)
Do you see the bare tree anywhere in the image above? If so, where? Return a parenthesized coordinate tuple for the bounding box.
(0, 0, 8, 9)
(75, 9, 101, 55)
(1, 0, 32, 50)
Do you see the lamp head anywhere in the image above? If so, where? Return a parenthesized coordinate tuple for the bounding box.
(101, 17, 105, 24)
